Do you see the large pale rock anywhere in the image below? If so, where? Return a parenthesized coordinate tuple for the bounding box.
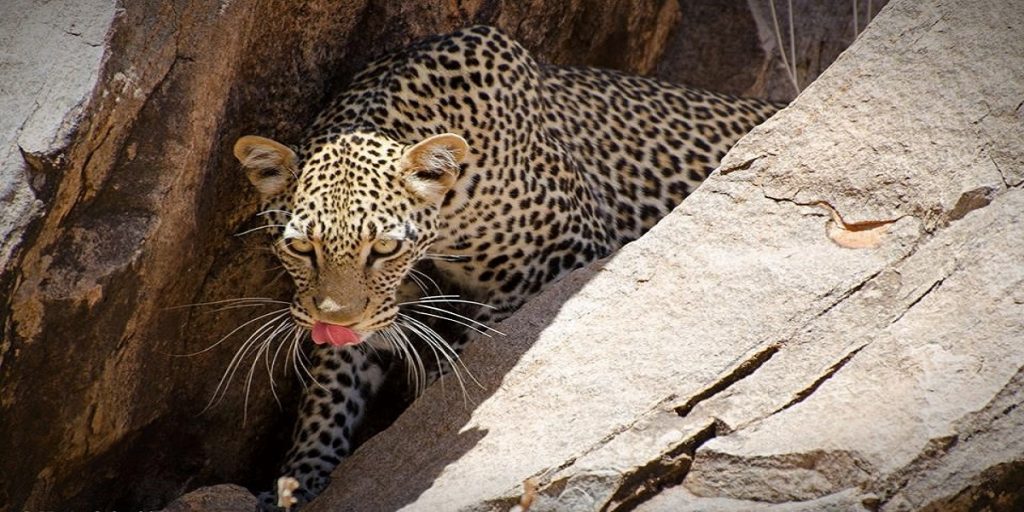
(309, 0, 1024, 510)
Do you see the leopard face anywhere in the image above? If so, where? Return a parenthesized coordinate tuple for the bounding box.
(233, 131, 469, 345)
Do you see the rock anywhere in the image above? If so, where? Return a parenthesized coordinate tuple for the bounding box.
(2, 1, 862, 511)
(159, 484, 256, 512)
(306, 0, 1024, 510)
(657, 0, 889, 102)
(0, 0, 116, 271)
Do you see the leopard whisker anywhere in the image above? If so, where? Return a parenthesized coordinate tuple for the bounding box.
(409, 268, 445, 296)
(405, 330, 429, 397)
(422, 253, 470, 263)
(398, 315, 479, 391)
(396, 316, 474, 401)
(268, 324, 296, 409)
(399, 296, 497, 310)
(396, 314, 461, 363)
(234, 223, 289, 237)
(294, 341, 314, 388)
(244, 320, 291, 425)
(164, 297, 289, 310)
(203, 310, 290, 414)
(381, 333, 400, 358)
(405, 272, 431, 296)
(289, 329, 306, 388)
(174, 307, 290, 357)
(390, 321, 445, 397)
(406, 305, 504, 336)
(406, 309, 493, 337)
(379, 334, 411, 391)
(222, 313, 289, 409)
(205, 302, 288, 314)
(293, 332, 329, 392)
(383, 325, 426, 395)
(401, 325, 431, 397)
(360, 332, 385, 360)
(261, 322, 295, 411)
(257, 209, 294, 218)
(378, 328, 407, 393)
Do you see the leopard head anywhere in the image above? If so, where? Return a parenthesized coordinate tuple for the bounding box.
(232, 131, 468, 346)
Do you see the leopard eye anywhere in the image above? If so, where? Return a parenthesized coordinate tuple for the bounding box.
(283, 237, 315, 258)
(371, 238, 401, 258)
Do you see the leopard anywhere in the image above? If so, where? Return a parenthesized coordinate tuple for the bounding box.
(229, 25, 780, 508)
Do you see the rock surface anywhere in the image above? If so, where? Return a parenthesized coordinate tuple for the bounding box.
(658, 0, 887, 102)
(308, 0, 1024, 510)
(159, 484, 256, 512)
(0, 1, 862, 511)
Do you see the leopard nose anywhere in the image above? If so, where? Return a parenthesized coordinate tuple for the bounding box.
(311, 295, 367, 324)
(315, 295, 345, 313)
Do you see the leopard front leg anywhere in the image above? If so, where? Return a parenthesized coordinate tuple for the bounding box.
(259, 343, 391, 509)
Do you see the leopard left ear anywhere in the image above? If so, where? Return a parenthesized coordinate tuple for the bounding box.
(233, 135, 297, 197)
(400, 133, 469, 203)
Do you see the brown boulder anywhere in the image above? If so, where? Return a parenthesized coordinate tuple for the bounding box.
(160, 484, 256, 512)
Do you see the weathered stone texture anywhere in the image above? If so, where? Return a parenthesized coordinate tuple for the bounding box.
(159, 484, 256, 512)
(658, 0, 887, 102)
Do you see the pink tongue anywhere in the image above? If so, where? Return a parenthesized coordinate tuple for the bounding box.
(311, 322, 361, 346)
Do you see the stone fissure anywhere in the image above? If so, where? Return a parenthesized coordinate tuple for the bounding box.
(990, 155, 1012, 188)
(674, 343, 781, 417)
(769, 343, 868, 417)
(718, 154, 767, 175)
(763, 189, 903, 229)
(603, 420, 722, 512)
(870, 366, 1024, 508)
(73, 121, 115, 207)
(809, 268, 885, 323)
(889, 277, 944, 325)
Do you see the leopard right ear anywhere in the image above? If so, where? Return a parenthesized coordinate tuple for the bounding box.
(232, 135, 297, 196)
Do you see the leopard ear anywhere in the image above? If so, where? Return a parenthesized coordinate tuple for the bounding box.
(400, 133, 469, 203)
(233, 135, 297, 196)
